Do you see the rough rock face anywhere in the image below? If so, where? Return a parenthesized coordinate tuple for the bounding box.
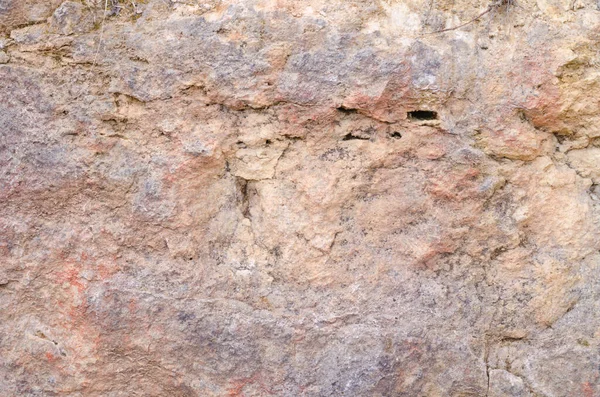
(1, 0, 600, 396)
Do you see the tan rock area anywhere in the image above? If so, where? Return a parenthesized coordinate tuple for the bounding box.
(1, 0, 600, 395)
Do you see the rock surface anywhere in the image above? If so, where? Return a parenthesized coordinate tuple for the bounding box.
(1, 0, 600, 396)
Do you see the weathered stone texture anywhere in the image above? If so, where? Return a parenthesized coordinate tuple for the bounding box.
(1, 0, 600, 396)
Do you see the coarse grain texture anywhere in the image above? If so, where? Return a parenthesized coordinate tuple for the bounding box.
(1, 0, 600, 396)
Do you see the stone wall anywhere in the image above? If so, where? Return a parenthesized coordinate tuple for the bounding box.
(1, 0, 600, 395)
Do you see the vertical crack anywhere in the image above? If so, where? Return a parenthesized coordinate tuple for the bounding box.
(233, 175, 271, 253)
(484, 335, 491, 397)
(235, 177, 251, 219)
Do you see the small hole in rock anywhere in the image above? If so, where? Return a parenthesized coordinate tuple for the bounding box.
(556, 135, 568, 144)
(342, 133, 369, 141)
(265, 139, 272, 146)
(336, 106, 358, 115)
(408, 110, 438, 120)
(517, 109, 529, 122)
(390, 131, 402, 139)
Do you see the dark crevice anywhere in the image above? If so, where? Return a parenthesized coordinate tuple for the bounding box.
(516, 109, 530, 122)
(336, 106, 359, 115)
(389, 131, 402, 139)
(281, 134, 305, 142)
(485, 361, 491, 396)
(408, 110, 438, 120)
(0, 279, 13, 288)
(589, 184, 600, 200)
(342, 133, 370, 141)
(490, 246, 507, 260)
(499, 335, 526, 342)
(556, 134, 568, 144)
(235, 177, 253, 219)
(483, 334, 491, 397)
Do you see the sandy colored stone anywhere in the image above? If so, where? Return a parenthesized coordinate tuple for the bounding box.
(488, 369, 531, 397)
(1, 0, 600, 396)
(567, 146, 600, 183)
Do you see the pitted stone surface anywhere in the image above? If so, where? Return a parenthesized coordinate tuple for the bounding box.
(1, 1, 600, 396)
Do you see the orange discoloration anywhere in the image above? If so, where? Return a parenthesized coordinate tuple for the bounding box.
(427, 167, 482, 201)
(162, 155, 222, 186)
(420, 238, 459, 266)
(582, 382, 596, 397)
(227, 374, 257, 397)
(128, 298, 138, 314)
(49, 254, 105, 368)
(227, 373, 275, 397)
(416, 144, 446, 160)
(97, 261, 119, 280)
(67, 301, 89, 323)
(341, 65, 419, 123)
(55, 265, 86, 293)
